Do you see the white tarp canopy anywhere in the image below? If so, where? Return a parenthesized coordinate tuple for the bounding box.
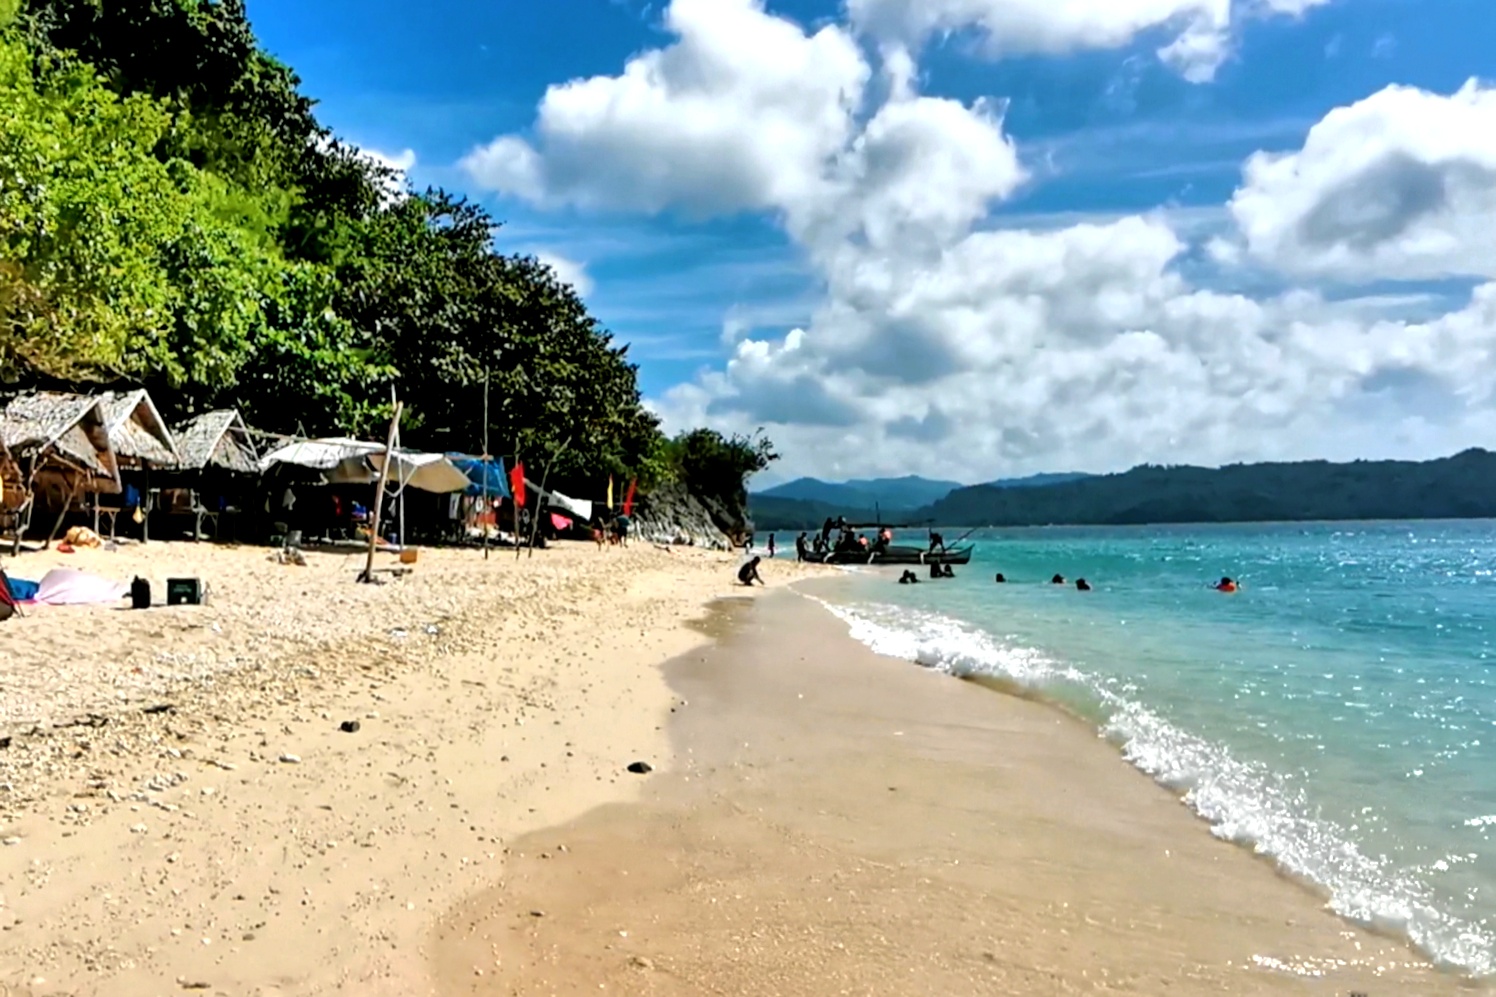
(260, 438, 469, 494)
(259, 437, 375, 473)
(368, 450, 470, 495)
(546, 489, 593, 523)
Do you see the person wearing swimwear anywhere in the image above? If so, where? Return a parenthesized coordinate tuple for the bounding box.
(1215, 576, 1238, 592)
(994, 573, 1006, 583)
(1051, 574, 1065, 585)
(1076, 578, 1091, 591)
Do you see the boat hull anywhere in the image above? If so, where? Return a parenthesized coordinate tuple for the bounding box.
(800, 545, 973, 567)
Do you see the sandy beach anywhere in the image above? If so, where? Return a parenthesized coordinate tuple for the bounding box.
(438, 587, 1494, 997)
(0, 540, 817, 996)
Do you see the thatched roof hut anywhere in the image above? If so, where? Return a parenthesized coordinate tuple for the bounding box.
(0, 393, 118, 489)
(96, 389, 179, 467)
(169, 410, 258, 473)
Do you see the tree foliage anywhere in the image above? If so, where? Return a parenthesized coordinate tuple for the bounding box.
(0, 1, 775, 499)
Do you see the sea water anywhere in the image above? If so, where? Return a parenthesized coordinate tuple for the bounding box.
(808, 520, 1496, 976)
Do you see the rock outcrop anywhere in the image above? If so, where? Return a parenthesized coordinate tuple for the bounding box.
(630, 480, 750, 551)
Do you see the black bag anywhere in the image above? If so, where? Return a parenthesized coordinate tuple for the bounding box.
(130, 576, 151, 610)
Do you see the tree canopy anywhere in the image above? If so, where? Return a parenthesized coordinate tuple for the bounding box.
(0, 0, 774, 500)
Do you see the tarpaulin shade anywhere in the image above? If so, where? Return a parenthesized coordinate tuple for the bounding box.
(449, 456, 511, 499)
(260, 438, 470, 494)
(367, 451, 470, 495)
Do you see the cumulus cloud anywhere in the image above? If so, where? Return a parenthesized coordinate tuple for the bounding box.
(1224, 80, 1496, 281)
(845, 0, 1336, 83)
(471, 0, 1496, 482)
(535, 252, 594, 297)
(461, 0, 867, 216)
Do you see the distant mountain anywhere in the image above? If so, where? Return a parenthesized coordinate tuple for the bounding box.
(988, 472, 1092, 489)
(755, 475, 962, 509)
(922, 449, 1496, 527)
(747, 495, 902, 533)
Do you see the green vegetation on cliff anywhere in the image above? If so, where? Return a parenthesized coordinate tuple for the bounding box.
(0, 0, 770, 501)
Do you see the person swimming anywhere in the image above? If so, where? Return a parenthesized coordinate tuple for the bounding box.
(1215, 576, 1238, 593)
(737, 556, 764, 586)
(1076, 578, 1091, 591)
(1051, 574, 1065, 585)
(994, 572, 1006, 583)
(898, 569, 920, 585)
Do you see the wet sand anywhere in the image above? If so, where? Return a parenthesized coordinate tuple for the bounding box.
(435, 590, 1490, 996)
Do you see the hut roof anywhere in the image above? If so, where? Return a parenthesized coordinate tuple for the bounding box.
(0, 393, 118, 481)
(96, 389, 179, 466)
(170, 410, 258, 473)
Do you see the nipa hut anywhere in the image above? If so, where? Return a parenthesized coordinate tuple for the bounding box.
(0, 393, 118, 550)
(154, 410, 260, 540)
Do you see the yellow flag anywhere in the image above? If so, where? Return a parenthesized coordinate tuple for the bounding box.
(607, 476, 614, 509)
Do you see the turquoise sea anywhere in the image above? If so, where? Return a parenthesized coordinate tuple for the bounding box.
(810, 520, 1496, 975)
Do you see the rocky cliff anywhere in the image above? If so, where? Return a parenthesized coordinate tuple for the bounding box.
(630, 479, 750, 551)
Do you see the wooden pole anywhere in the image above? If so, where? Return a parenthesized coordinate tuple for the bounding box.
(359, 401, 403, 583)
(482, 370, 490, 561)
(526, 435, 572, 558)
(45, 471, 86, 548)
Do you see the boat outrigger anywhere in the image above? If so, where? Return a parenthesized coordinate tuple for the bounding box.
(799, 518, 973, 567)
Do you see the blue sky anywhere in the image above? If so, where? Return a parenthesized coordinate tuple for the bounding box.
(243, 0, 1496, 482)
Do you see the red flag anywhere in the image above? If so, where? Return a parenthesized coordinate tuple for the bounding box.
(509, 461, 526, 508)
(622, 479, 637, 517)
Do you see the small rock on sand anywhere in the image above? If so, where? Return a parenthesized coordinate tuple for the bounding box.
(626, 761, 653, 775)
(278, 754, 301, 764)
(339, 720, 361, 734)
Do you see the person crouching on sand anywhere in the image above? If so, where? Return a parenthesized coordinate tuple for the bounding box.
(738, 556, 764, 586)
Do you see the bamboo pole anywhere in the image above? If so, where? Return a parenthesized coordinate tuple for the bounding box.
(526, 435, 572, 558)
(482, 370, 490, 561)
(359, 401, 403, 584)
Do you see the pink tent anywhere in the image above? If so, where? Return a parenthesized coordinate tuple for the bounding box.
(31, 568, 127, 606)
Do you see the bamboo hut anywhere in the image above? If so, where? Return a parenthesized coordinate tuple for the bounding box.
(155, 409, 260, 540)
(0, 393, 118, 550)
(93, 389, 180, 538)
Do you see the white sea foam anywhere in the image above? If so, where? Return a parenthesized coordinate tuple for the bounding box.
(813, 595, 1496, 977)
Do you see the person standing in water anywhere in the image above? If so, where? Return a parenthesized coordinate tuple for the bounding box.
(767, 533, 777, 558)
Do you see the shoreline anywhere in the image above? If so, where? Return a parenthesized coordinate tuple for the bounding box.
(0, 541, 819, 996)
(444, 588, 1490, 995)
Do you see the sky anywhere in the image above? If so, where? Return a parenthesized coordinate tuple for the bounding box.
(244, 0, 1496, 485)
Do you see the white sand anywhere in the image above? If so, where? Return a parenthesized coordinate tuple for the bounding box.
(0, 540, 820, 995)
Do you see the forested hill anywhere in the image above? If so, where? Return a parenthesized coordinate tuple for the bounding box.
(924, 449, 1496, 526)
(0, 0, 775, 505)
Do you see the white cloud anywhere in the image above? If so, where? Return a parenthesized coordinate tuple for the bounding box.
(1250, 0, 1333, 14)
(470, 0, 1496, 483)
(1225, 80, 1496, 281)
(846, 0, 1336, 84)
(461, 0, 868, 216)
(535, 252, 594, 297)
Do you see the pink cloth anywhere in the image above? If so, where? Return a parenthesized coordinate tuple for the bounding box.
(32, 568, 127, 606)
(550, 513, 569, 531)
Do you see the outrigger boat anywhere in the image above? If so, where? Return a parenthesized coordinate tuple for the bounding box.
(800, 519, 974, 567)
